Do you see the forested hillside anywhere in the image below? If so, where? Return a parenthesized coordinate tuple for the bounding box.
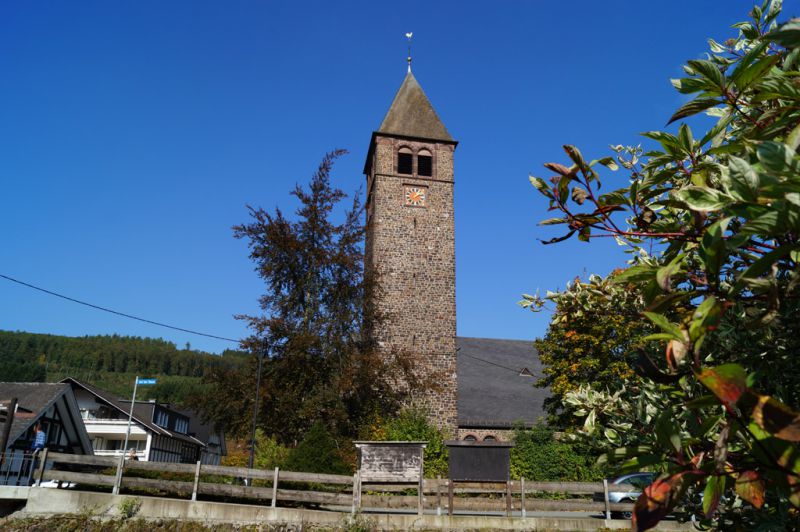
(0, 330, 248, 404)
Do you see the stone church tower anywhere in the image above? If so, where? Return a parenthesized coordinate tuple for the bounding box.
(363, 71, 458, 431)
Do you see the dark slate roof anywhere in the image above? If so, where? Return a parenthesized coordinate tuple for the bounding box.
(456, 337, 550, 429)
(377, 72, 453, 142)
(0, 382, 80, 448)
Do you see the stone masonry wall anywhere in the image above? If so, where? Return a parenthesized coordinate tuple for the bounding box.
(455, 428, 515, 442)
(365, 134, 458, 432)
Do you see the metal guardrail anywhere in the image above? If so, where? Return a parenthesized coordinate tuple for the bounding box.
(31, 449, 635, 517)
(0, 451, 38, 487)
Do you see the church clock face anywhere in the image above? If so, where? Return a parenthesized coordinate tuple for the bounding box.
(404, 186, 427, 207)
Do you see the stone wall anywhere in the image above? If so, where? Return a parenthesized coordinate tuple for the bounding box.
(455, 428, 516, 442)
(5, 486, 669, 530)
(365, 134, 458, 431)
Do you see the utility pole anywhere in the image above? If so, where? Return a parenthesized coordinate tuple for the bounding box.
(122, 377, 139, 455)
(248, 339, 269, 473)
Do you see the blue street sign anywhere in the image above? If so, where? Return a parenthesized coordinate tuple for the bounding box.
(136, 378, 157, 385)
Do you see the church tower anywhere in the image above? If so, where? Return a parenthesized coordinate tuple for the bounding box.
(364, 71, 458, 431)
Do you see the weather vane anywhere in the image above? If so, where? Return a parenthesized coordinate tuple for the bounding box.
(406, 32, 413, 73)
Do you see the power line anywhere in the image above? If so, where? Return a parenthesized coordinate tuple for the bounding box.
(0, 273, 240, 344)
(459, 350, 539, 378)
(1, 272, 540, 369)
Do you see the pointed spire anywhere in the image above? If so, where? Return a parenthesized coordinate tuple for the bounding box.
(377, 72, 453, 142)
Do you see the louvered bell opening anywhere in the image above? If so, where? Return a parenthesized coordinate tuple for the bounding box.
(398, 152, 413, 175)
(417, 154, 432, 176)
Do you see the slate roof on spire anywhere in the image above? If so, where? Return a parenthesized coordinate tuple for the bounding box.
(377, 72, 453, 142)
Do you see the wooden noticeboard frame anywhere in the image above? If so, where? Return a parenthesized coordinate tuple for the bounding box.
(353, 441, 427, 515)
(446, 440, 513, 482)
(445, 440, 514, 516)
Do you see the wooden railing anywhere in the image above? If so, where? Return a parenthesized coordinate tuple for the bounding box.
(34, 450, 636, 518)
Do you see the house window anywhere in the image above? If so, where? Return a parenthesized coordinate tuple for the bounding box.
(155, 409, 169, 428)
(397, 147, 413, 175)
(483, 435, 497, 442)
(417, 150, 432, 177)
(463, 434, 477, 442)
(175, 417, 188, 434)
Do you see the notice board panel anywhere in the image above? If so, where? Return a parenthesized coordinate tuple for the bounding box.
(446, 440, 513, 482)
(354, 441, 426, 483)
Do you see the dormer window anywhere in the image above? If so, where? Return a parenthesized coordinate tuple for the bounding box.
(398, 147, 413, 175)
(417, 149, 432, 177)
(175, 417, 188, 434)
(155, 409, 169, 428)
(154, 405, 190, 434)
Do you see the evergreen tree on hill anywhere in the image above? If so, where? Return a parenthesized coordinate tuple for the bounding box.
(0, 330, 247, 404)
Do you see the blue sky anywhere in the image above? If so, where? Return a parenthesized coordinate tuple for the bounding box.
(0, 1, 775, 353)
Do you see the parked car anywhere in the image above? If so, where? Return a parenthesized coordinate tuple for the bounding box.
(593, 472, 655, 518)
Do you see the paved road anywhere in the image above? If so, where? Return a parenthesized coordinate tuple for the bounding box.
(330, 506, 604, 519)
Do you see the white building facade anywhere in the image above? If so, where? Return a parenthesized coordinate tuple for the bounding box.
(64, 378, 224, 465)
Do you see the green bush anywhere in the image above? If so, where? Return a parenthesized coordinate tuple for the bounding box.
(374, 407, 448, 478)
(284, 421, 351, 475)
(221, 429, 289, 471)
(510, 423, 604, 481)
(117, 497, 142, 519)
(253, 430, 290, 470)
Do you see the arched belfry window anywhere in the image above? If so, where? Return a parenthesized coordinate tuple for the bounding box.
(417, 149, 432, 177)
(398, 147, 413, 175)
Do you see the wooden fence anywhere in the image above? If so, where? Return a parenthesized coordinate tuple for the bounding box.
(33, 449, 635, 518)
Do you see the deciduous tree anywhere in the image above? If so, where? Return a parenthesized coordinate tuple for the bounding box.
(201, 151, 407, 444)
(522, 272, 654, 427)
(529, 2, 800, 529)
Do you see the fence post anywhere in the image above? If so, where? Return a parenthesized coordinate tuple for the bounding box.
(271, 467, 279, 508)
(356, 470, 362, 510)
(603, 478, 611, 519)
(351, 472, 358, 514)
(521, 477, 526, 518)
(34, 448, 49, 487)
(506, 480, 512, 517)
(191, 460, 201, 501)
(447, 479, 454, 516)
(417, 476, 424, 516)
(112, 454, 125, 495)
(417, 445, 425, 516)
(436, 475, 442, 516)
